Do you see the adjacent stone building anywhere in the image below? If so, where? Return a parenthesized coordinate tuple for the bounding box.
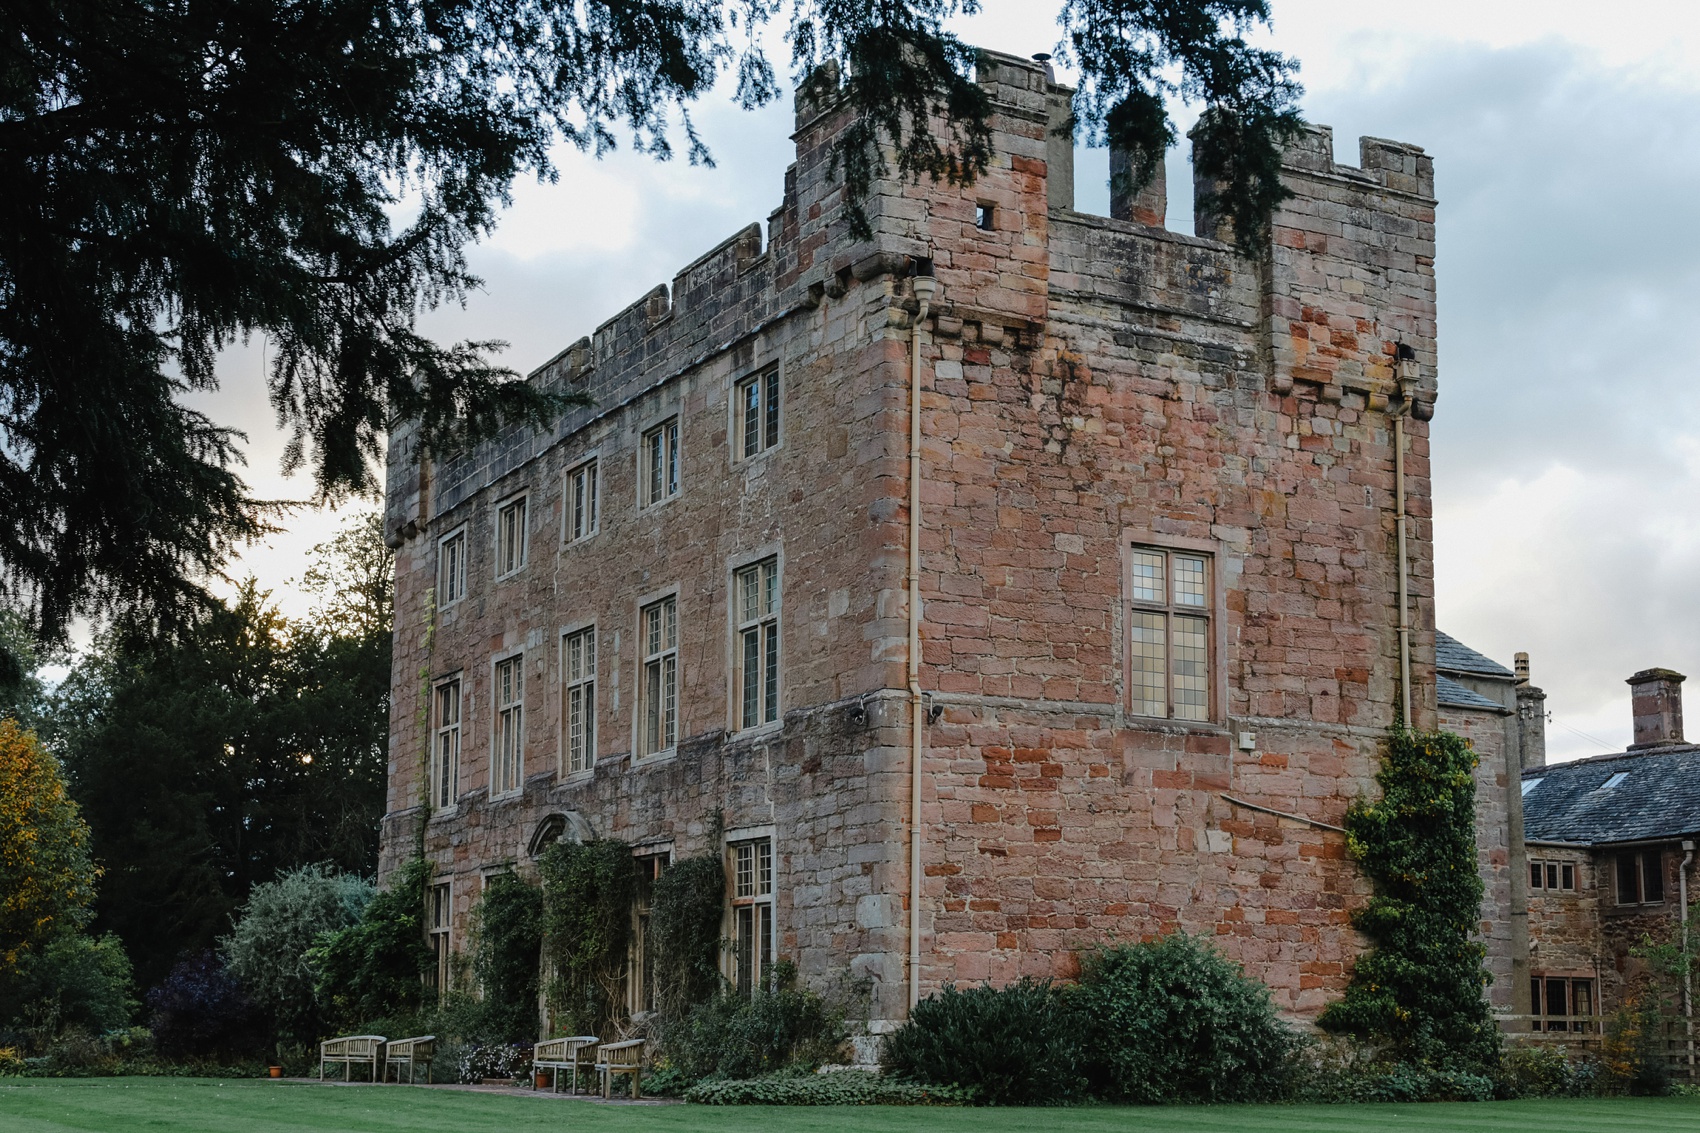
(381, 50, 1462, 1036)
(1519, 670, 1700, 1034)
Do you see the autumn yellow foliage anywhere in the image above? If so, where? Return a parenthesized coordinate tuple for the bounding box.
(0, 719, 98, 982)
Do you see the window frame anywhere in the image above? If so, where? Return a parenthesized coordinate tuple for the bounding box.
(437, 526, 467, 610)
(732, 555, 781, 733)
(1614, 848, 1666, 906)
(1122, 538, 1221, 724)
(430, 675, 462, 814)
(637, 594, 679, 760)
(732, 364, 781, 462)
(640, 418, 681, 508)
(561, 624, 597, 776)
(494, 493, 529, 580)
(490, 652, 526, 797)
(564, 458, 600, 544)
(428, 881, 452, 994)
(728, 836, 775, 996)
(1528, 857, 1577, 894)
(629, 850, 670, 1016)
(1529, 973, 1595, 1032)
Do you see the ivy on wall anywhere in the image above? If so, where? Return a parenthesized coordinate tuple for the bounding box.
(471, 871, 543, 1043)
(539, 839, 634, 1036)
(1318, 728, 1500, 1072)
(649, 854, 727, 1020)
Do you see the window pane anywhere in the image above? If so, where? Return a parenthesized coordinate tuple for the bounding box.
(763, 560, 777, 616)
(741, 628, 759, 729)
(763, 623, 778, 724)
(1644, 852, 1665, 902)
(735, 843, 753, 898)
(1546, 978, 1568, 1019)
(1172, 615, 1209, 722)
(666, 423, 679, 496)
(1546, 863, 1559, 890)
(1617, 853, 1640, 904)
(1573, 980, 1593, 1017)
(757, 841, 772, 896)
(662, 655, 677, 746)
(739, 566, 758, 624)
(1530, 862, 1543, 889)
(1529, 978, 1542, 1020)
(645, 660, 661, 753)
(1129, 611, 1166, 716)
(648, 430, 662, 501)
(764, 370, 779, 449)
(736, 906, 754, 994)
(1130, 551, 1164, 603)
(742, 379, 760, 458)
(1173, 555, 1207, 606)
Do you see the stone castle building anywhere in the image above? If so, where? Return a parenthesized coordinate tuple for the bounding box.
(381, 50, 1490, 1036)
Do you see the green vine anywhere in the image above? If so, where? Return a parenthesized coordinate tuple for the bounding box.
(539, 839, 635, 1036)
(471, 871, 544, 1043)
(1318, 728, 1499, 1072)
(650, 854, 728, 1020)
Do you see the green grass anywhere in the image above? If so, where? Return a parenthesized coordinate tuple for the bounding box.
(0, 1080, 1698, 1133)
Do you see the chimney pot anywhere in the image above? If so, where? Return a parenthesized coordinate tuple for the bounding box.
(1514, 652, 1530, 685)
(1626, 667, 1686, 749)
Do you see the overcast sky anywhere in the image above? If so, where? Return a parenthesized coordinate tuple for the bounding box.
(198, 1, 1700, 763)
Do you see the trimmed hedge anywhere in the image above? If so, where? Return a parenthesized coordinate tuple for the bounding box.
(686, 1070, 968, 1106)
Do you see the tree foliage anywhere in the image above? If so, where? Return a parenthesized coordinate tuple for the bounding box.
(1318, 728, 1500, 1073)
(309, 857, 434, 1029)
(2, 2, 1300, 657)
(46, 514, 391, 989)
(0, 720, 97, 983)
(223, 864, 373, 1045)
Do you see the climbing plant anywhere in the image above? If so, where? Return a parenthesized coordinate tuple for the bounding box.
(471, 871, 544, 1043)
(649, 854, 727, 1020)
(309, 857, 433, 1030)
(539, 840, 634, 1037)
(1318, 728, 1499, 1073)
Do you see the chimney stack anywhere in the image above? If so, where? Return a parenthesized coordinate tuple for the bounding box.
(1515, 652, 1530, 684)
(1627, 668, 1686, 749)
(1516, 651, 1547, 769)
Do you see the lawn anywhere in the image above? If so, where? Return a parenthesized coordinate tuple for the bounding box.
(1, 1080, 1698, 1133)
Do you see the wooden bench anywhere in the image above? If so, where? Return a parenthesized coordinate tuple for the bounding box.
(532, 1035, 600, 1094)
(381, 1035, 435, 1084)
(319, 1035, 386, 1082)
(597, 1038, 645, 1100)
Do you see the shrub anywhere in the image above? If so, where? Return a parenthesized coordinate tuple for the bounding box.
(880, 978, 1082, 1105)
(469, 872, 543, 1043)
(145, 952, 264, 1058)
(664, 961, 846, 1082)
(1502, 1043, 1579, 1098)
(224, 863, 372, 1043)
(686, 1069, 969, 1106)
(309, 858, 432, 1029)
(1071, 933, 1296, 1103)
(453, 1041, 533, 1084)
(1318, 728, 1500, 1075)
(648, 854, 725, 1019)
(1601, 995, 1671, 1096)
(538, 840, 633, 1037)
(7, 931, 135, 1042)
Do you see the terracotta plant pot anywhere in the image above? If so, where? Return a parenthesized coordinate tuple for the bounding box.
(268, 1066, 282, 1079)
(534, 1071, 550, 1089)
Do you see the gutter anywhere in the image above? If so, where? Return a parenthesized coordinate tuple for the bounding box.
(907, 268, 938, 1012)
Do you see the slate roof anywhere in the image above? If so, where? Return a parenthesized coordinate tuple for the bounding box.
(1437, 675, 1504, 712)
(1435, 630, 1515, 679)
(1521, 747, 1700, 845)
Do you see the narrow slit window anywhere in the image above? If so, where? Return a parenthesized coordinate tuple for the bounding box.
(975, 204, 994, 230)
(1126, 546, 1213, 722)
(563, 627, 596, 773)
(735, 558, 780, 730)
(640, 597, 678, 757)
